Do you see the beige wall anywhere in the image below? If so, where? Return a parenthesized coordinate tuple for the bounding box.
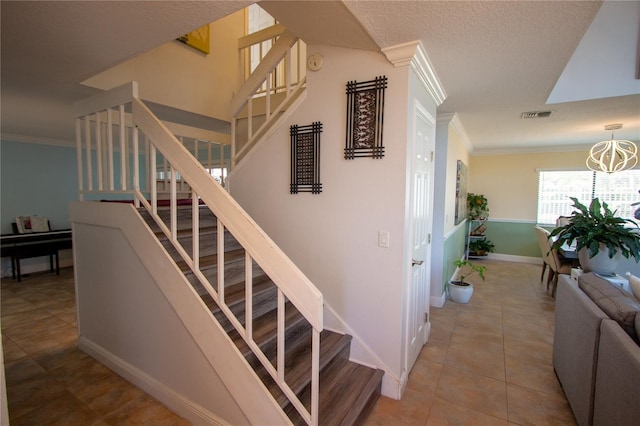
(468, 149, 590, 221)
(82, 10, 245, 121)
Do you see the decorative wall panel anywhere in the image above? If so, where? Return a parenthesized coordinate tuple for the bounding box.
(290, 122, 322, 194)
(345, 76, 387, 159)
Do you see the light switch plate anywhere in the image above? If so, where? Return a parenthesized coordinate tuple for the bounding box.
(378, 231, 389, 248)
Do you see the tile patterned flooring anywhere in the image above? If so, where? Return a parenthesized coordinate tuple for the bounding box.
(1, 260, 576, 425)
(365, 259, 576, 426)
(1, 267, 189, 425)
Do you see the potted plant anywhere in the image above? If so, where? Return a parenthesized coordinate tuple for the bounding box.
(449, 259, 487, 303)
(467, 193, 489, 220)
(550, 197, 640, 275)
(469, 239, 496, 256)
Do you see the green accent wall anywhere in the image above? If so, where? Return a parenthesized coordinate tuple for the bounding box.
(441, 224, 468, 293)
(437, 220, 547, 296)
(484, 220, 540, 257)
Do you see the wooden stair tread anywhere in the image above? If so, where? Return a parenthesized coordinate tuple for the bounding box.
(221, 302, 308, 357)
(136, 205, 383, 425)
(175, 248, 245, 272)
(271, 330, 352, 407)
(288, 360, 384, 426)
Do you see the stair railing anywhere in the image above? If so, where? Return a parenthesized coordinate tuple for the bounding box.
(231, 26, 307, 167)
(74, 81, 322, 425)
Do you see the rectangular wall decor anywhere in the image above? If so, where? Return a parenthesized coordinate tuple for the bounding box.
(455, 160, 468, 225)
(290, 122, 322, 194)
(344, 75, 387, 159)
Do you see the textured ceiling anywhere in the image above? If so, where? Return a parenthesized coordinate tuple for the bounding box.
(1, 0, 639, 154)
(342, 0, 639, 153)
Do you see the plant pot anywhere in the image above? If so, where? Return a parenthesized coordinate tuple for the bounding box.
(448, 281, 474, 303)
(578, 245, 621, 276)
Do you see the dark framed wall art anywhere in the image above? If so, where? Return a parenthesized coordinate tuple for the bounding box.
(455, 160, 468, 225)
(290, 122, 322, 194)
(344, 76, 387, 159)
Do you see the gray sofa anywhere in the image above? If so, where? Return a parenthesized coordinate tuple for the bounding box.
(553, 273, 640, 426)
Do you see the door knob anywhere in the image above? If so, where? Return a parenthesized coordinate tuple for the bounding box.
(412, 259, 424, 267)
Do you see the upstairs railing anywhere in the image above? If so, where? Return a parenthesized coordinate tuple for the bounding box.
(156, 136, 230, 197)
(74, 82, 322, 425)
(231, 25, 307, 166)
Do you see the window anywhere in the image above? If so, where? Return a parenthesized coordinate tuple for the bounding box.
(247, 4, 276, 75)
(207, 167, 227, 186)
(537, 169, 640, 225)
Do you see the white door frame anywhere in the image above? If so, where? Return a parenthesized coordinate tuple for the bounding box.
(404, 99, 435, 377)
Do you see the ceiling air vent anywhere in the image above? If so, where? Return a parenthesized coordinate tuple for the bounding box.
(521, 110, 553, 119)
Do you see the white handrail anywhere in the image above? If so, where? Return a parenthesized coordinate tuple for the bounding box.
(74, 82, 322, 425)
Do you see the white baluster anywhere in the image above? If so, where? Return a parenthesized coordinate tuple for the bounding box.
(192, 194, 199, 270)
(95, 112, 103, 191)
(75, 118, 84, 200)
(133, 125, 139, 192)
(217, 217, 225, 303)
(107, 108, 114, 191)
(170, 165, 177, 241)
(245, 254, 253, 340)
(119, 104, 127, 191)
(84, 116, 92, 191)
(150, 144, 157, 215)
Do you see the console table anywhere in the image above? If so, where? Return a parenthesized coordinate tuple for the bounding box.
(0, 230, 72, 281)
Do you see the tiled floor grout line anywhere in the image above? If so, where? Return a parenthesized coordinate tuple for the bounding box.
(3, 261, 576, 425)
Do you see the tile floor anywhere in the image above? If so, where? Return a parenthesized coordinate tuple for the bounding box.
(365, 259, 576, 426)
(1, 267, 189, 425)
(1, 260, 576, 425)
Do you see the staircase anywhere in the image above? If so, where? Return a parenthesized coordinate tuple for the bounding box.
(140, 205, 384, 424)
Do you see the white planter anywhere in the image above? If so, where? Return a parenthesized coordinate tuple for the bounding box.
(578, 245, 621, 275)
(448, 281, 474, 304)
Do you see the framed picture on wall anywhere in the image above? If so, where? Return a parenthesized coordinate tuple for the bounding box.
(176, 24, 210, 54)
(455, 160, 468, 225)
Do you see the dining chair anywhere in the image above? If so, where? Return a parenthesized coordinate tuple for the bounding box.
(534, 226, 572, 297)
(534, 226, 552, 282)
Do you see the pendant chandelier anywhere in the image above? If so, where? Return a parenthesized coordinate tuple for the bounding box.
(586, 124, 638, 173)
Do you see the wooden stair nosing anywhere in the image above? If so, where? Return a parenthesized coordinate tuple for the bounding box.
(183, 256, 267, 294)
(208, 276, 278, 322)
(220, 302, 309, 358)
(140, 204, 384, 426)
(175, 248, 246, 272)
(152, 227, 241, 255)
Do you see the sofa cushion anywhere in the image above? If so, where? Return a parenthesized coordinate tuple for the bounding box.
(629, 273, 640, 300)
(579, 273, 640, 342)
(637, 312, 640, 343)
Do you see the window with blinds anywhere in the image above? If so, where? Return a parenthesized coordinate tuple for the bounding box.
(537, 169, 640, 225)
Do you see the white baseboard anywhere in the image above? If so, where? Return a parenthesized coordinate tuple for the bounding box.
(488, 253, 540, 264)
(430, 292, 446, 308)
(78, 336, 229, 426)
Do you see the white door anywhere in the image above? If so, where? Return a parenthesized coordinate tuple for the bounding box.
(406, 101, 435, 372)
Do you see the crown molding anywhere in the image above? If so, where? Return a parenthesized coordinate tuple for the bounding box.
(382, 40, 447, 106)
(0, 132, 75, 148)
(471, 143, 593, 156)
(436, 112, 472, 151)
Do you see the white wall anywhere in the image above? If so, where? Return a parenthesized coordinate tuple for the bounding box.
(70, 201, 288, 425)
(229, 44, 439, 395)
